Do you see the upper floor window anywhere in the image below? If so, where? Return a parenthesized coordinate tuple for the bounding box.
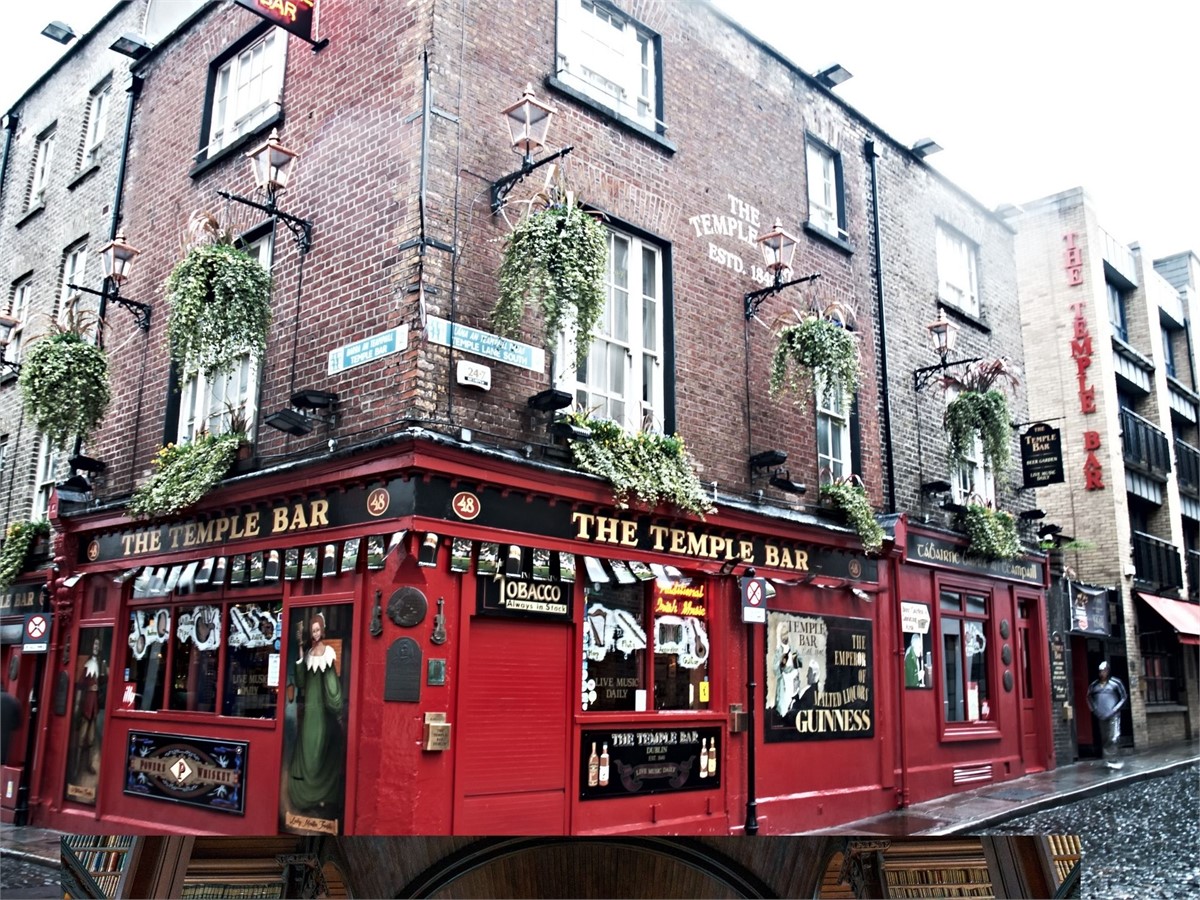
(556, 0, 661, 131)
(203, 29, 286, 160)
(1162, 326, 1177, 379)
(805, 136, 846, 240)
(952, 434, 995, 507)
(1107, 281, 1128, 343)
(176, 233, 271, 441)
(557, 224, 666, 433)
(58, 243, 89, 323)
(26, 125, 56, 210)
(936, 224, 979, 318)
(33, 434, 63, 519)
(6, 276, 33, 368)
(80, 77, 112, 165)
(816, 375, 851, 480)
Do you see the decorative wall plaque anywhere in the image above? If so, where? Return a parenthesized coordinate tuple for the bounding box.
(388, 587, 428, 627)
(1001, 644, 1012, 666)
(999, 619, 1011, 639)
(384, 638, 422, 702)
(1003, 670, 1014, 692)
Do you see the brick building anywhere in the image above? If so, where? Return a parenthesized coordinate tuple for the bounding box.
(1013, 187, 1199, 757)
(9, 0, 1050, 836)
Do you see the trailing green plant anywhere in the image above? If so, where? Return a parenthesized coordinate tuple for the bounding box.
(127, 431, 246, 519)
(0, 519, 50, 589)
(165, 238, 272, 378)
(942, 357, 1019, 474)
(961, 502, 1021, 561)
(818, 475, 884, 555)
(563, 413, 712, 518)
(490, 201, 607, 365)
(17, 312, 111, 449)
(769, 315, 860, 410)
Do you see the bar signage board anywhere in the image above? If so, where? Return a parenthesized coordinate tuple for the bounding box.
(477, 576, 573, 621)
(907, 532, 1044, 585)
(327, 325, 409, 374)
(234, 0, 317, 43)
(580, 726, 721, 800)
(1021, 423, 1065, 488)
(124, 731, 248, 815)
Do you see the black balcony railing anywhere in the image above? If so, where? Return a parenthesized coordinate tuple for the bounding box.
(1176, 440, 1200, 498)
(1132, 530, 1184, 591)
(1120, 408, 1172, 477)
(1188, 550, 1200, 601)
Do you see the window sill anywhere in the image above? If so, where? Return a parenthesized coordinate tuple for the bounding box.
(804, 221, 855, 255)
(67, 163, 101, 191)
(1111, 335, 1155, 373)
(111, 707, 278, 729)
(940, 724, 1002, 742)
(545, 75, 676, 155)
(15, 203, 45, 229)
(940, 302, 991, 334)
(1145, 703, 1188, 714)
(189, 109, 284, 180)
(0, 370, 16, 387)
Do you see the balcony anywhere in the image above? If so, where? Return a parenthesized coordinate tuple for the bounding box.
(1177, 440, 1200, 499)
(1120, 408, 1171, 479)
(1188, 550, 1200, 601)
(1101, 227, 1138, 287)
(1131, 531, 1184, 592)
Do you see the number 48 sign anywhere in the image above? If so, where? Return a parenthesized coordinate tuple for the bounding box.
(741, 575, 767, 624)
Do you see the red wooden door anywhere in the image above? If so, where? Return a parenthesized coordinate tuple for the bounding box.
(1016, 598, 1042, 771)
(454, 618, 571, 834)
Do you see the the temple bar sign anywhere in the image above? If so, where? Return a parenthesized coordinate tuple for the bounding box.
(1021, 423, 1065, 488)
(235, 0, 317, 43)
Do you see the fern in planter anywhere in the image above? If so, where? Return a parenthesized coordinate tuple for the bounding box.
(942, 357, 1019, 474)
(818, 476, 884, 555)
(165, 239, 272, 378)
(0, 519, 50, 589)
(769, 316, 860, 410)
(564, 414, 713, 518)
(128, 431, 247, 519)
(961, 503, 1021, 561)
(17, 315, 111, 449)
(490, 201, 607, 365)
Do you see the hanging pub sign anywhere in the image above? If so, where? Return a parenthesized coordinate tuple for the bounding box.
(124, 732, 248, 815)
(1069, 583, 1110, 637)
(1021, 423, 1065, 488)
(580, 726, 721, 800)
(234, 0, 318, 44)
(764, 612, 873, 742)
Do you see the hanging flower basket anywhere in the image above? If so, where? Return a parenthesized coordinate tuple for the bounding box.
(942, 358, 1019, 474)
(818, 475, 884, 555)
(562, 413, 713, 518)
(769, 315, 860, 410)
(0, 519, 50, 589)
(961, 502, 1020, 561)
(17, 319, 111, 449)
(127, 431, 247, 520)
(490, 200, 607, 366)
(165, 239, 272, 378)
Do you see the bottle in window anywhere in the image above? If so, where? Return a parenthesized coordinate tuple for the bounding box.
(599, 743, 610, 787)
(588, 742, 599, 787)
(708, 736, 717, 777)
(699, 738, 708, 778)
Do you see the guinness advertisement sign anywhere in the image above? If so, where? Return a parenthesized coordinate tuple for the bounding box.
(906, 533, 1044, 585)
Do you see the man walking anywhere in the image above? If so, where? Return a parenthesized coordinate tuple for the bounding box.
(1087, 661, 1128, 768)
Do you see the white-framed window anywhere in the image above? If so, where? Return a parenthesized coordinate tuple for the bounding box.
(806, 137, 845, 240)
(81, 77, 112, 164)
(204, 29, 286, 158)
(556, 0, 660, 131)
(27, 125, 56, 210)
(33, 434, 63, 520)
(6, 276, 33, 368)
(1107, 281, 1129, 343)
(952, 433, 995, 507)
(557, 225, 665, 433)
(177, 234, 272, 441)
(58, 243, 89, 324)
(936, 224, 980, 318)
(816, 374, 851, 480)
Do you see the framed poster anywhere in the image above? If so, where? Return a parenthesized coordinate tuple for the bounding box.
(580, 726, 720, 799)
(124, 731, 247, 814)
(65, 627, 112, 805)
(901, 601, 933, 690)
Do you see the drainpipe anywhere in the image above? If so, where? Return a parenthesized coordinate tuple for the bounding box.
(0, 111, 18, 207)
(865, 139, 897, 514)
(99, 73, 143, 326)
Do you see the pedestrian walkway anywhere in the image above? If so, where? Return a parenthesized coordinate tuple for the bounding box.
(809, 739, 1200, 836)
(0, 820, 61, 868)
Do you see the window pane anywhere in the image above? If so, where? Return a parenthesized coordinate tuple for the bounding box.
(127, 608, 171, 711)
(939, 590, 961, 612)
(653, 605, 710, 711)
(941, 617, 963, 722)
(169, 605, 221, 712)
(966, 594, 987, 615)
(965, 620, 989, 720)
(582, 583, 647, 712)
(224, 603, 281, 718)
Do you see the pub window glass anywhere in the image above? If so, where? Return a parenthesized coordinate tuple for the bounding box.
(940, 588, 991, 723)
(126, 609, 170, 711)
(582, 583, 647, 712)
(652, 610, 710, 710)
(169, 605, 221, 712)
(223, 603, 282, 718)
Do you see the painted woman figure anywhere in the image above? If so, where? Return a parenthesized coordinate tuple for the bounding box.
(287, 612, 344, 816)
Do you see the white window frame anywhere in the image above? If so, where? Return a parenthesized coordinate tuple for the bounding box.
(82, 78, 112, 163)
(556, 0, 660, 130)
(816, 374, 851, 480)
(936, 224, 980, 318)
(952, 434, 995, 507)
(557, 225, 665, 433)
(7, 277, 32, 367)
(28, 126, 56, 209)
(176, 234, 272, 442)
(204, 30, 286, 158)
(806, 138, 845, 240)
(58, 243, 89, 325)
(33, 435, 62, 520)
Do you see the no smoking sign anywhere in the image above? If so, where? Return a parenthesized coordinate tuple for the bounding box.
(740, 576, 768, 624)
(23, 613, 51, 652)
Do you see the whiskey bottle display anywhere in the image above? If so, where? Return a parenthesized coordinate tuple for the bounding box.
(588, 742, 599, 787)
(708, 736, 717, 776)
(699, 738, 708, 778)
(599, 743, 610, 786)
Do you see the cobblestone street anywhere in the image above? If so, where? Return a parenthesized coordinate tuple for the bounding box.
(0, 855, 60, 899)
(984, 763, 1200, 899)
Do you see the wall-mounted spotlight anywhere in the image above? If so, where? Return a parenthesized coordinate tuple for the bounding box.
(814, 63, 852, 89)
(490, 85, 575, 213)
(265, 389, 339, 437)
(1038, 523, 1064, 540)
(750, 449, 788, 471)
(920, 479, 952, 495)
(109, 32, 152, 59)
(1018, 508, 1047, 521)
(291, 389, 338, 410)
(264, 408, 314, 436)
(769, 469, 807, 495)
(41, 21, 76, 44)
(911, 137, 943, 159)
(549, 416, 591, 441)
(69, 454, 107, 474)
(55, 475, 94, 503)
(528, 389, 573, 413)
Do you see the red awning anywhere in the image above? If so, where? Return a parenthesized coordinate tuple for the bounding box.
(1138, 592, 1200, 645)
